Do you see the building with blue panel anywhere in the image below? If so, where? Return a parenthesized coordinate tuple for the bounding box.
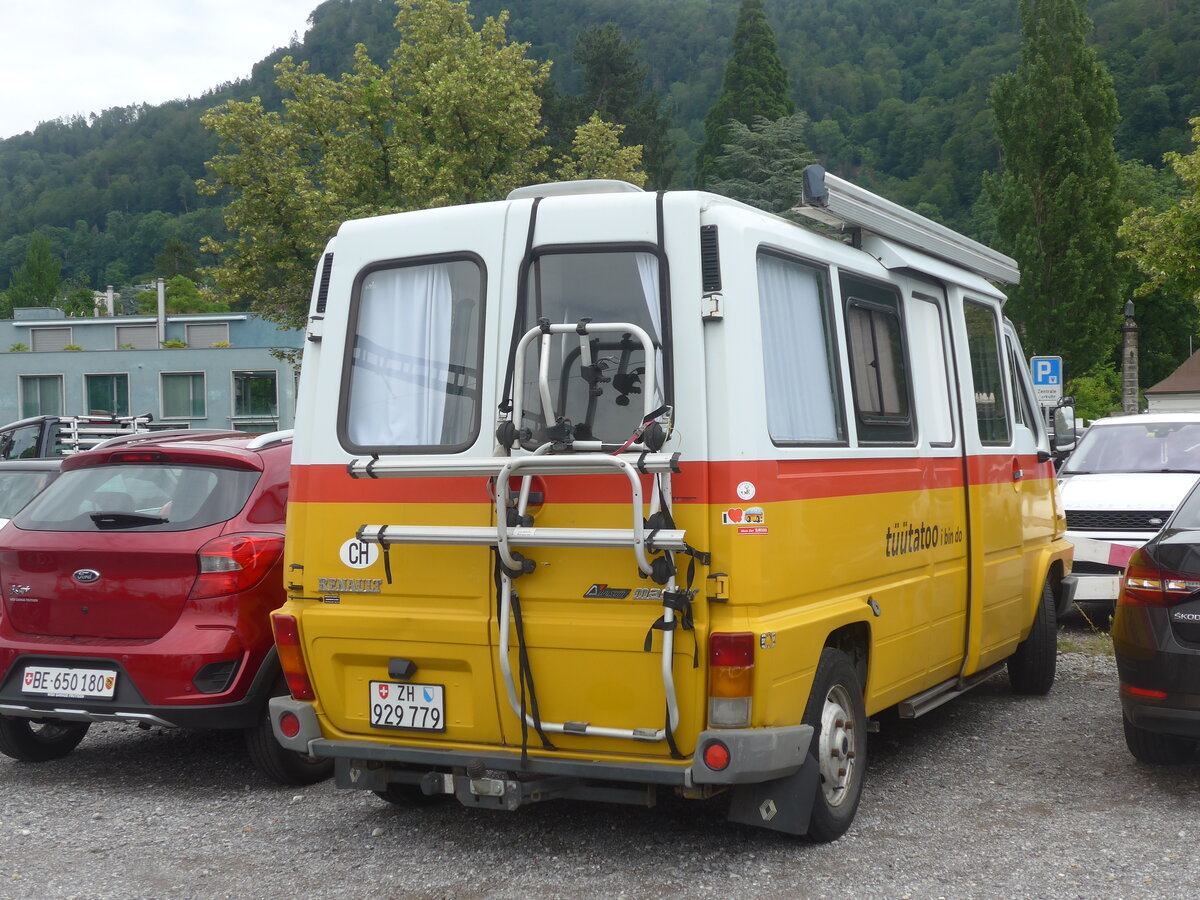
(0, 307, 304, 433)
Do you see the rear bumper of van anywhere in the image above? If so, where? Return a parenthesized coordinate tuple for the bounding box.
(269, 696, 811, 789)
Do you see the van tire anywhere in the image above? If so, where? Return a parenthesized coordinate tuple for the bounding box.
(802, 648, 867, 843)
(1007, 579, 1056, 695)
(0, 718, 90, 762)
(244, 709, 333, 786)
(1123, 718, 1197, 765)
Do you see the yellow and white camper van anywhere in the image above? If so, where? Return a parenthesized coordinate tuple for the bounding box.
(270, 168, 1072, 841)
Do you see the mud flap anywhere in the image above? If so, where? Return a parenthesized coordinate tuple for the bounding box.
(726, 754, 819, 836)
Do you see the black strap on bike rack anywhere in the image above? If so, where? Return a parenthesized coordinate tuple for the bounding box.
(492, 551, 554, 764)
(498, 197, 543, 420)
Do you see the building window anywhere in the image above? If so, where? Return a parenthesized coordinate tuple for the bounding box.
(30, 327, 72, 352)
(85, 374, 130, 416)
(161, 372, 205, 418)
(20, 375, 63, 417)
(185, 323, 230, 347)
(115, 325, 158, 350)
(233, 370, 278, 417)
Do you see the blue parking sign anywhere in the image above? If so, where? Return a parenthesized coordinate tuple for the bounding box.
(1030, 356, 1062, 405)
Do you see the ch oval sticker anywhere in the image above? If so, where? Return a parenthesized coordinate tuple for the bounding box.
(339, 538, 379, 570)
(72, 569, 101, 584)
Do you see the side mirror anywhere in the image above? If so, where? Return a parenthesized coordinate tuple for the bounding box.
(1052, 397, 1077, 454)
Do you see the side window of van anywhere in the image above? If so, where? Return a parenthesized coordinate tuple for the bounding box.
(907, 294, 955, 446)
(1006, 337, 1039, 435)
(964, 301, 1011, 445)
(341, 256, 485, 452)
(756, 251, 844, 443)
(842, 275, 914, 444)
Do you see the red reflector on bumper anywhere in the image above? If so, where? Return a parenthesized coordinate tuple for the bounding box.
(703, 740, 731, 771)
(1121, 683, 1169, 700)
(279, 711, 301, 739)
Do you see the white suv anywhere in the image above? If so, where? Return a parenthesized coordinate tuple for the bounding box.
(1059, 413, 1200, 617)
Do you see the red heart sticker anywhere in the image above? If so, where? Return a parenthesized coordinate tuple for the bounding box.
(728, 508, 744, 523)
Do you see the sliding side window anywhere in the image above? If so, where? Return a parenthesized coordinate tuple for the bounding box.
(757, 251, 844, 443)
(342, 256, 485, 452)
(842, 275, 914, 444)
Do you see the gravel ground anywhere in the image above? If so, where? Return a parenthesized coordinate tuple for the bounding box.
(1, 646, 1197, 900)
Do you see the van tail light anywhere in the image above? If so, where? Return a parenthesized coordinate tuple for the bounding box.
(189, 533, 284, 600)
(1119, 553, 1200, 608)
(272, 613, 315, 701)
(708, 632, 754, 727)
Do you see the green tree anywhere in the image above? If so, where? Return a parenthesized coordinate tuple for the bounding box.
(986, 0, 1124, 378)
(694, 0, 794, 187)
(572, 23, 678, 188)
(555, 113, 646, 185)
(8, 232, 62, 308)
(154, 238, 199, 281)
(707, 113, 815, 215)
(200, 0, 552, 330)
(1120, 116, 1200, 310)
(135, 275, 230, 314)
(1116, 157, 1197, 390)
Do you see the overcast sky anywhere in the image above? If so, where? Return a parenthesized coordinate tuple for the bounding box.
(0, 0, 319, 139)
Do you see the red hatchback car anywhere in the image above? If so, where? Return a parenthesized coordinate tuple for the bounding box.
(0, 430, 330, 785)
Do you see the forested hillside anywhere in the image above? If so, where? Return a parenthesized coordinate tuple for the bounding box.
(0, 0, 1196, 294)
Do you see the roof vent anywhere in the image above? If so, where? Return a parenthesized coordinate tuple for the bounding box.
(507, 180, 644, 200)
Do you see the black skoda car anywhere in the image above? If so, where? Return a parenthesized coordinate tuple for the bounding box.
(1113, 479, 1200, 765)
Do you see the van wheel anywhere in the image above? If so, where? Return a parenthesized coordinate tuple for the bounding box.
(802, 648, 867, 843)
(244, 711, 333, 786)
(1007, 579, 1056, 695)
(0, 717, 90, 762)
(1123, 717, 1197, 765)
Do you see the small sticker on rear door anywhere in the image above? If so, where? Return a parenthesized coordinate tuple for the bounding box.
(583, 584, 631, 599)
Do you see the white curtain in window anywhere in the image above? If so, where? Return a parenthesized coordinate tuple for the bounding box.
(635, 253, 665, 406)
(348, 264, 453, 446)
(758, 255, 839, 441)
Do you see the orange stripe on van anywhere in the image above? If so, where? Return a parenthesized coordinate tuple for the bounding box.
(291, 453, 1054, 506)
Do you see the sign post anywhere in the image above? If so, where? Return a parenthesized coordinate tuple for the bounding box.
(1030, 356, 1063, 407)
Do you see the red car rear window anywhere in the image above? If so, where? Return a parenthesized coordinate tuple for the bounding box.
(14, 464, 261, 533)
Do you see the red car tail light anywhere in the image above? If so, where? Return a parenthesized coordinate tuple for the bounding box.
(1119, 557, 1200, 608)
(272, 613, 315, 701)
(190, 533, 284, 600)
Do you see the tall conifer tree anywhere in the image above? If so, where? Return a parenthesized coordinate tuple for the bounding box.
(986, 0, 1123, 377)
(573, 23, 678, 188)
(694, 0, 793, 187)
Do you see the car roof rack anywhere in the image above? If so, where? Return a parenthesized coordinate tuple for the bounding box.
(793, 165, 1019, 285)
(90, 428, 241, 451)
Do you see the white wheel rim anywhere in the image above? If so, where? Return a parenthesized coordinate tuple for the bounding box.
(817, 683, 858, 807)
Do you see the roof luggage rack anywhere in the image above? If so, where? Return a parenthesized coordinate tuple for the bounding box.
(793, 164, 1020, 285)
